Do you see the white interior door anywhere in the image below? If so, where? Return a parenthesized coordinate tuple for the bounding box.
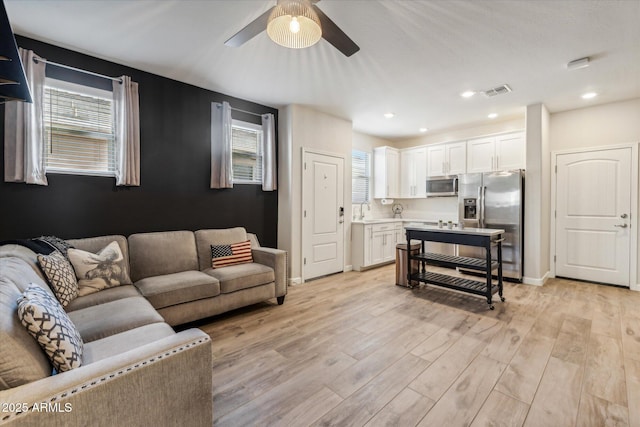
(555, 147, 632, 286)
(302, 151, 344, 281)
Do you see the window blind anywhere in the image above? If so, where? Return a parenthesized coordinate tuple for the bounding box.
(232, 125, 263, 183)
(43, 83, 115, 175)
(352, 149, 370, 204)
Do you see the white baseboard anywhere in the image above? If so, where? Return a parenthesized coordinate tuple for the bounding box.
(632, 283, 640, 292)
(288, 277, 302, 286)
(344, 265, 353, 272)
(523, 271, 550, 286)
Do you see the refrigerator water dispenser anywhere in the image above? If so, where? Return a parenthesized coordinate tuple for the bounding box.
(463, 198, 477, 219)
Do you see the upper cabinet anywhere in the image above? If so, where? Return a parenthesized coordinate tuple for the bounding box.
(467, 131, 525, 173)
(400, 146, 427, 198)
(374, 146, 400, 198)
(427, 141, 466, 177)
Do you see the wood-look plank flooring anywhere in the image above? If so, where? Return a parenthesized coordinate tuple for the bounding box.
(189, 264, 640, 426)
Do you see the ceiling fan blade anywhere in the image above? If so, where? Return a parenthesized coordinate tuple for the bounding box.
(312, 4, 360, 57)
(224, 6, 275, 47)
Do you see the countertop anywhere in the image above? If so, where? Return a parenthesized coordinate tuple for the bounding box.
(404, 224, 504, 236)
(351, 218, 445, 225)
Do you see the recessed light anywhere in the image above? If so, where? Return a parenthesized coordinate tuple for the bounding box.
(582, 92, 597, 99)
(419, 128, 428, 133)
(488, 113, 498, 119)
(383, 112, 395, 119)
(461, 91, 476, 98)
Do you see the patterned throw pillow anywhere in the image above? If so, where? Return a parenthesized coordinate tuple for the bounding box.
(17, 284, 84, 372)
(37, 250, 78, 307)
(67, 241, 131, 297)
(211, 240, 253, 269)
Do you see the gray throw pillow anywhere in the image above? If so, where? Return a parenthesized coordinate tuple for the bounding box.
(68, 241, 131, 297)
(37, 250, 78, 307)
(17, 284, 84, 372)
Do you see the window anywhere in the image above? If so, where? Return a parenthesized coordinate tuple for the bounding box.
(43, 78, 115, 176)
(231, 120, 263, 184)
(352, 149, 370, 203)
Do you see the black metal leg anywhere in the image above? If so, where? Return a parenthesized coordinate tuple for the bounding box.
(406, 230, 412, 287)
(485, 242, 494, 309)
(497, 237, 505, 302)
(277, 296, 285, 305)
(421, 240, 426, 273)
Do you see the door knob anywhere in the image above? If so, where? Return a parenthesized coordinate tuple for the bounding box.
(614, 224, 628, 228)
(621, 213, 628, 219)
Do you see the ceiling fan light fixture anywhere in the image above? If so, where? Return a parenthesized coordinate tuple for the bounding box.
(267, 0, 322, 49)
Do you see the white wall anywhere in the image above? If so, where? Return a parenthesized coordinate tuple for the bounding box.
(549, 98, 640, 286)
(278, 105, 353, 283)
(550, 98, 640, 151)
(524, 104, 551, 285)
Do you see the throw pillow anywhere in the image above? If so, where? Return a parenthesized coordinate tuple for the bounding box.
(17, 284, 84, 372)
(67, 241, 131, 297)
(211, 240, 253, 268)
(37, 250, 79, 307)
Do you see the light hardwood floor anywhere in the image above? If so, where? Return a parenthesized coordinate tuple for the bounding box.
(192, 264, 640, 427)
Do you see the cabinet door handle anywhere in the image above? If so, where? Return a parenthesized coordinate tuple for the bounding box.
(496, 155, 499, 170)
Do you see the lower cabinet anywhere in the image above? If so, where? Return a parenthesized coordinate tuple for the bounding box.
(352, 222, 403, 271)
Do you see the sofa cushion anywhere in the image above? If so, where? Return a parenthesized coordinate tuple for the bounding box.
(17, 285, 84, 373)
(68, 296, 164, 343)
(211, 240, 253, 269)
(0, 276, 52, 390)
(0, 250, 52, 294)
(83, 323, 175, 364)
(135, 271, 220, 310)
(203, 262, 274, 294)
(68, 241, 131, 297)
(195, 227, 248, 271)
(65, 285, 141, 312)
(128, 231, 198, 282)
(37, 251, 78, 307)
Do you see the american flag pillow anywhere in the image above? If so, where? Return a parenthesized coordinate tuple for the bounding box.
(211, 240, 253, 269)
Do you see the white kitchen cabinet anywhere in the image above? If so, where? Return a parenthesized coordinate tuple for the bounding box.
(374, 146, 400, 198)
(352, 221, 402, 271)
(467, 132, 525, 173)
(427, 141, 466, 177)
(400, 146, 427, 198)
(495, 132, 525, 170)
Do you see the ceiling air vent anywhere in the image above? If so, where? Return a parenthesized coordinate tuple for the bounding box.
(482, 84, 512, 98)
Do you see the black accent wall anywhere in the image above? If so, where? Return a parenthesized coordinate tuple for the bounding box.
(0, 36, 278, 246)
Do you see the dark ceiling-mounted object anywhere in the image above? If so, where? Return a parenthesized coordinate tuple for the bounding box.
(0, 0, 31, 103)
(225, 0, 359, 57)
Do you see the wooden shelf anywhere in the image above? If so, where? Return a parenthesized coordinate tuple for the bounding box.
(412, 252, 499, 272)
(411, 271, 499, 297)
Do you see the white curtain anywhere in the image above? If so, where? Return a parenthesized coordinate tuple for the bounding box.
(3, 48, 47, 185)
(210, 101, 233, 189)
(261, 113, 277, 191)
(113, 75, 140, 186)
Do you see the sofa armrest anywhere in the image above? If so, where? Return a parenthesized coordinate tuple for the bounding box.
(0, 329, 212, 427)
(252, 247, 287, 297)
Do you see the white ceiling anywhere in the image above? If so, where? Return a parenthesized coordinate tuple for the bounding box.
(5, 0, 640, 139)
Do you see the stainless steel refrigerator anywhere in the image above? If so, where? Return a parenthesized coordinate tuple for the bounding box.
(458, 170, 524, 281)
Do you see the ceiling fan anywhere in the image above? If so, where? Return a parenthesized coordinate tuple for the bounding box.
(225, 0, 360, 57)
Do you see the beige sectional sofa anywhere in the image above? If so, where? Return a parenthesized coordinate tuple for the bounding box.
(0, 227, 287, 426)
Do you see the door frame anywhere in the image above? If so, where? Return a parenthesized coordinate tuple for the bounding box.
(301, 148, 346, 282)
(550, 142, 639, 290)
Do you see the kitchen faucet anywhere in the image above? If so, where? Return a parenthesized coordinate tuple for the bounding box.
(359, 202, 369, 220)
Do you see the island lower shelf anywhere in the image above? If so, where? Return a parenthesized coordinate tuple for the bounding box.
(410, 271, 500, 297)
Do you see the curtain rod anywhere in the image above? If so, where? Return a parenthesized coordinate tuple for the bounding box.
(33, 57, 122, 83)
(230, 106, 265, 118)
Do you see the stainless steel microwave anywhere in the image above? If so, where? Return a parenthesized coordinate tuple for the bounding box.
(426, 177, 458, 197)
